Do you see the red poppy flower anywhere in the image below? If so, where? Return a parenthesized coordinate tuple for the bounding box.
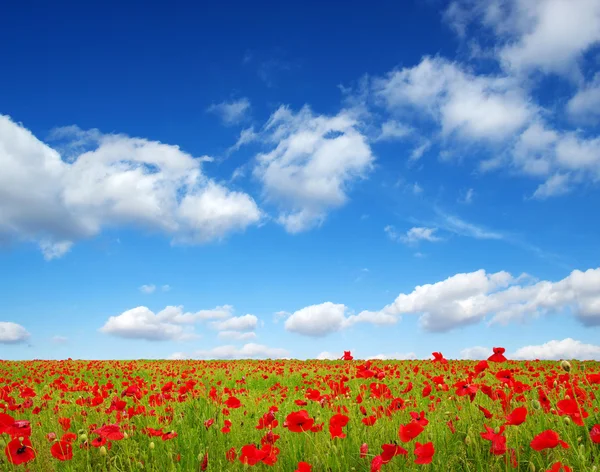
(590, 424, 600, 444)
(329, 413, 349, 439)
(381, 443, 408, 463)
(284, 410, 314, 433)
(414, 441, 435, 464)
(432, 352, 448, 364)
(530, 430, 569, 451)
(51, 440, 73, 461)
(239, 444, 266, 466)
(0, 413, 15, 435)
(200, 451, 208, 471)
(505, 406, 527, 426)
(225, 396, 241, 409)
(226, 447, 237, 462)
(399, 421, 424, 443)
(295, 462, 312, 472)
(360, 443, 368, 458)
(478, 405, 493, 419)
(6, 420, 31, 438)
(371, 455, 384, 472)
(341, 351, 353, 360)
(488, 347, 507, 362)
(5, 437, 36, 465)
(362, 415, 377, 426)
(410, 411, 429, 427)
(93, 424, 124, 441)
(547, 462, 572, 472)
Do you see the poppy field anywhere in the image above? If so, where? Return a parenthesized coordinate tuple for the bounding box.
(1, 350, 600, 472)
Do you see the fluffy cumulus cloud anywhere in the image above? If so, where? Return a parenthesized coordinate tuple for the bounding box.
(0, 115, 261, 258)
(254, 106, 374, 233)
(356, 267, 600, 332)
(284, 302, 349, 337)
(460, 346, 492, 360)
(285, 267, 600, 336)
(513, 338, 600, 360)
(100, 304, 244, 341)
(373, 57, 535, 141)
(444, 0, 600, 77)
(0, 322, 30, 344)
(172, 343, 289, 360)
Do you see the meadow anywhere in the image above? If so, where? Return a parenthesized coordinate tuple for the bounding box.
(1, 350, 599, 471)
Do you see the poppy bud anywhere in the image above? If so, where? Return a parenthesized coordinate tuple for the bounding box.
(99, 446, 107, 456)
(149, 442, 155, 450)
(564, 416, 571, 425)
(464, 436, 472, 446)
(78, 429, 86, 435)
(553, 381, 558, 388)
(528, 462, 536, 471)
(531, 400, 541, 410)
(79, 433, 88, 441)
(560, 360, 571, 372)
(578, 436, 582, 443)
(124, 432, 129, 439)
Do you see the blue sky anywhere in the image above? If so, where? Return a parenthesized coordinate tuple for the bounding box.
(1, 0, 600, 361)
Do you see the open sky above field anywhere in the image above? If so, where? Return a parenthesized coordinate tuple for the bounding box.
(1, 0, 600, 361)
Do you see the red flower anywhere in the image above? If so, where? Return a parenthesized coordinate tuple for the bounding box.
(381, 443, 408, 463)
(6, 420, 31, 438)
(341, 351, 354, 360)
(200, 451, 208, 471)
(547, 462, 572, 472)
(360, 443, 369, 459)
(371, 455, 384, 472)
(93, 424, 124, 441)
(399, 422, 424, 443)
(478, 405, 493, 419)
(530, 430, 569, 451)
(58, 417, 71, 432)
(414, 441, 435, 464)
(329, 413, 349, 439)
(204, 418, 215, 429)
(5, 437, 36, 465)
(410, 411, 429, 427)
(284, 410, 314, 433)
(225, 396, 241, 409)
(488, 347, 507, 362)
(295, 462, 312, 472)
(51, 440, 73, 461)
(239, 444, 265, 466)
(505, 406, 527, 426)
(0, 413, 15, 435)
(590, 424, 600, 444)
(432, 352, 448, 364)
(362, 415, 377, 426)
(226, 447, 237, 462)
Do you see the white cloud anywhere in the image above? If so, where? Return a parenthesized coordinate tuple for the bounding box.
(367, 352, 417, 360)
(357, 267, 600, 332)
(161, 285, 171, 292)
(139, 284, 156, 294)
(254, 105, 374, 233)
(513, 338, 600, 360)
(284, 302, 348, 337)
(316, 351, 340, 360)
(0, 115, 262, 258)
(229, 126, 258, 153)
(185, 343, 289, 360)
(52, 335, 68, 344)
(207, 98, 251, 125)
(532, 173, 571, 199)
(99, 304, 236, 341)
(212, 314, 258, 332)
(460, 346, 491, 360)
(436, 211, 504, 240)
(218, 331, 257, 341)
(401, 227, 441, 245)
(0, 322, 30, 344)
(410, 141, 431, 161)
(459, 188, 475, 204)
(567, 74, 600, 121)
(376, 120, 413, 141)
(445, 0, 600, 77)
(373, 57, 535, 141)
